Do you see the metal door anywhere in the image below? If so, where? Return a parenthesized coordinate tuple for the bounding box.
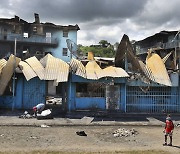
(23, 77, 45, 109)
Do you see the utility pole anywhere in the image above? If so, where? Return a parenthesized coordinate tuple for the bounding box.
(12, 38, 17, 111)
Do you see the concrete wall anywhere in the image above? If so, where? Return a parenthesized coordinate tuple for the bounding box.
(47, 30, 77, 62)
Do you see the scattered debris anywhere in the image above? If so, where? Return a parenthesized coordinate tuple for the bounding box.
(177, 123, 180, 127)
(19, 111, 33, 119)
(41, 124, 50, 128)
(113, 128, 138, 138)
(36, 109, 53, 120)
(76, 131, 87, 136)
(29, 136, 39, 139)
(81, 116, 94, 124)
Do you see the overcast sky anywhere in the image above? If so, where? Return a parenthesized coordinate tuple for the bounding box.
(0, 0, 180, 46)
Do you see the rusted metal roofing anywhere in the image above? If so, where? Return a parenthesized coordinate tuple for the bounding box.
(115, 34, 143, 73)
(40, 54, 69, 82)
(19, 61, 37, 81)
(69, 58, 86, 78)
(25, 56, 44, 80)
(146, 53, 171, 86)
(0, 59, 7, 74)
(0, 55, 21, 95)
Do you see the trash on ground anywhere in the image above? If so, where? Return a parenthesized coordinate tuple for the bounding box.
(36, 109, 53, 120)
(113, 128, 138, 137)
(76, 131, 87, 136)
(41, 124, 50, 128)
(19, 111, 33, 119)
(81, 116, 94, 124)
(177, 123, 180, 127)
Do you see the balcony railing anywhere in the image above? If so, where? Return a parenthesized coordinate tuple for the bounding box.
(0, 33, 58, 45)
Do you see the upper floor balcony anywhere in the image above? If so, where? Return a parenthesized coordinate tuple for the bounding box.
(136, 40, 180, 55)
(0, 33, 58, 47)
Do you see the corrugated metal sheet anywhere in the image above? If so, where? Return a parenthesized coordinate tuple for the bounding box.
(19, 61, 37, 81)
(40, 54, 69, 82)
(69, 58, 86, 78)
(146, 53, 171, 86)
(25, 56, 44, 80)
(86, 61, 129, 80)
(0, 54, 21, 95)
(41, 54, 60, 80)
(0, 59, 7, 74)
(115, 34, 143, 74)
(139, 60, 155, 81)
(56, 57, 69, 83)
(102, 66, 129, 78)
(85, 61, 101, 80)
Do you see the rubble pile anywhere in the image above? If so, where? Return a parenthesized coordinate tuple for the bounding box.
(19, 111, 33, 119)
(113, 128, 138, 137)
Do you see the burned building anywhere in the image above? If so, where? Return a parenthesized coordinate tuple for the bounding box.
(0, 14, 80, 110)
(114, 31, 180, 113)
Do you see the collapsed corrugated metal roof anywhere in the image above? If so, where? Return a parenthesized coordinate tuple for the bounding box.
(0, 55, 21, 95)
(115, 34, 174, 86)
(85, 60, 129, 80)
(69, 58, 86, 78)
(40, 54, 60, 80)
(115, 34, 143, 73)
(40, 54, 69, 82)
(0, 59, 7, 74)
(86, 61, 101, 80)
(102, 66, 129, 78)
(146, 53, 172, 86)
(25, 56, 45, 80)
(19, 61, 37, 81)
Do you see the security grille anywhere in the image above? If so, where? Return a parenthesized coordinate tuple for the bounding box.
(126, 86, 180, 113)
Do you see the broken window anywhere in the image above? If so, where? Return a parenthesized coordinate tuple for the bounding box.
(76, 83, 105, 97)
(46, 81, 63, 105)
(63, 48, 68, 56)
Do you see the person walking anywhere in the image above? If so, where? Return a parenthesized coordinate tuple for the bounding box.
(163, 114, 174, 146)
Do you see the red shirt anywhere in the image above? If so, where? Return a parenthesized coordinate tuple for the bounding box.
(165, 120, 174, 133)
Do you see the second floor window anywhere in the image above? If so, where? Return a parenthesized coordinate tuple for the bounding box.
(63, 48, 68, 56)
(63, 30, 68, 37)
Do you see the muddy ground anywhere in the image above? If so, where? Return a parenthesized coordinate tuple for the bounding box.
(0, 126, 180, 153)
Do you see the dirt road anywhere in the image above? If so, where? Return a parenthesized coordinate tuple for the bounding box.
(0, 126, 180, 153)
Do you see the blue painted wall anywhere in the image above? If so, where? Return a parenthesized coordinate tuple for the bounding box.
(22, 77, 46, 109)
(47, 30, 77, 62)
(67, 74, 127, 111)
(75, 97, 106, 110)
(0, 96, 13, 108)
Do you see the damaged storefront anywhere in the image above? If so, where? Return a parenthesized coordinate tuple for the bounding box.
(0, 54, 69, 110)
(115, 32, 180, 113)
(67, 54, 129, 112)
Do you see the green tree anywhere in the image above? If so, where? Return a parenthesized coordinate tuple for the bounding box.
(99, 40, 110, 48)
